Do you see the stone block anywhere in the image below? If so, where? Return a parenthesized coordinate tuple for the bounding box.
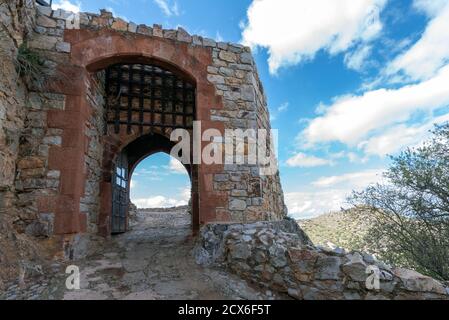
(230, 243, 251, 260)
(393, 268, 447, 295)
(56, 41, 71, 53)
(177, 27, 192, 42)
(315, 255, 342, 280)
(137, 24, 152, 36)
(37, 5, 52, 16)
(17, 157, 45, 170)
(112, 19, 128, 31)
(203, 38, 216, 47)
(229, 199, 246, 211)
(37, 15, 57, 28)
(128, 22, 137, 33)
(219, 51, 237, 63)
(342, 252, 368, 282)
(28, 34, 58, 50)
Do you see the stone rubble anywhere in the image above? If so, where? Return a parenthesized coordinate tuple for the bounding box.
(195, 222, 449, 300)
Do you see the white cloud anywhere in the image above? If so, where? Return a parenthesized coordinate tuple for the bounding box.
(347, 152, 369, 164)
(285, 190, 349, 219)
(133, 196, 187, 208)
(132, 186, 190, 209)
(385, 2, 449, 81)
(413, 0, 449, 17)
(286, 168, 384, 219)
(168, 158, 187, 174)
(359, 112, 449, 156)
(180, 186, 191, 202)
(215, 31, 224, 42)
(344, 45, 372, 71)
(154, 0, 180, 17)
(286, 153, 333, 168)
(311, 168, 384, 188)
(270, 102, 289, 120)
(52, 0, 81, 13)
(241, 0, 387, 74)
(302, 64, 449, 147)
(277, 102, 289, 112)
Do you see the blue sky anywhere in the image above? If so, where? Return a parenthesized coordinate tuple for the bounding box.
(53, 0, 449, 218)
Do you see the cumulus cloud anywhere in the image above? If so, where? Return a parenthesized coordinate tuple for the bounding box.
(385, 1, 449, 81)
(413, 0, 449, 17)
(311, 168, 384, 188)
(168, 158, 187, 174)
(285, 190, 349, 219)
(286, 153, 333, 168)
(132, 186, 190, 209)
(132, 196, 187, 209)
(270, 102, 289, 120)
(52, 0, 81, 13)
(154, 0, 180, 17)
(358, 113, 449, 156)
(241, 0, 387, 74)
(344, 45, 372, 71)
(286, 168, 384, 219)
(301, 64, 449, 147)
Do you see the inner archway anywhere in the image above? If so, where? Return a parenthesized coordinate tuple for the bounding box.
(99, 60, 199, 236)
(129, 153, 191, 230)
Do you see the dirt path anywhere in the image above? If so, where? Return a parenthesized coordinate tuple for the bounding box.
(55, 209, 278, 300)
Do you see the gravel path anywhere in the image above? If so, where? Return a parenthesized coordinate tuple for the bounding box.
(53, 209, 278, 300)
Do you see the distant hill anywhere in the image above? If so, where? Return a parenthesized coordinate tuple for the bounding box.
(297, 210, 377, 252)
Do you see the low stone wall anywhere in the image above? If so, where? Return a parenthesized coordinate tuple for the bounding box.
(195, 222, 449, 300)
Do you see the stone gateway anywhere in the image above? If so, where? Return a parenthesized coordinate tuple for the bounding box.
(0, 1, 448, 300)
(0, 2, 286, 260)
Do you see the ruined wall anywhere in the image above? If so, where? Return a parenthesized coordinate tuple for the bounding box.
(196, 223, 449, 300)
(0, 0, 54, 288)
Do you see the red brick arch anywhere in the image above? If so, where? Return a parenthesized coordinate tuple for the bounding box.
(43, 28, 229, 241)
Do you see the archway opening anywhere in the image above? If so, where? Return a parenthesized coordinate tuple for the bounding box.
(97, 60, 199, 236)
(128, 152, 191, 231)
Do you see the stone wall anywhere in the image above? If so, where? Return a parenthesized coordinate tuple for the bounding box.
(81, 71, 105, 235)
(204, 34, 286, 222)
(0, 0, 53, 289)
(195, 222, 449, 300)
(0, 0, 32, 221)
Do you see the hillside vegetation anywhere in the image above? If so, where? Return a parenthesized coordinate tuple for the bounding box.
(301, 123, 449, 281)
(298, 209, 376, 253)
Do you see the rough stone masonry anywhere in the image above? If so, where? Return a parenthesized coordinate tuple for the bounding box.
(0, 1, 286, 280)
(0, 1, 448, 300)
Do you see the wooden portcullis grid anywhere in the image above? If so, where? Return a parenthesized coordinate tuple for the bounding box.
(105, 63, 196, 135)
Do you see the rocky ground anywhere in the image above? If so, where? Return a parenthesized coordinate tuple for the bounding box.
(0, 208, 282, 300)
